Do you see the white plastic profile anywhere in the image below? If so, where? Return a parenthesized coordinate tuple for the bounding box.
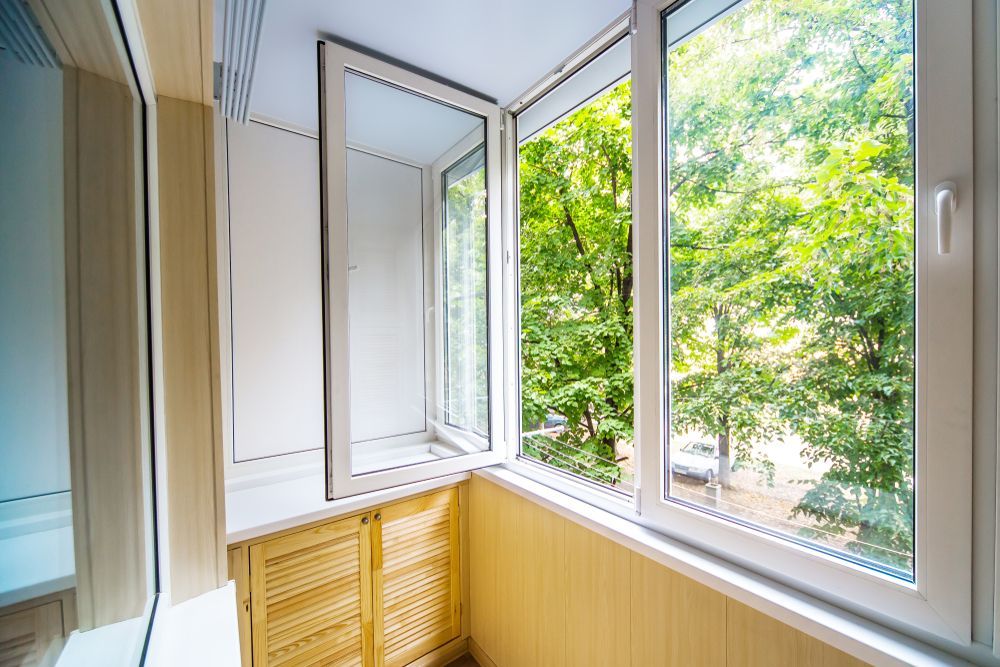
(934, 181, 957, 254)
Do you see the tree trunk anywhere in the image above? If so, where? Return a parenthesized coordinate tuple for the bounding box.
(718, 425, 732, 488)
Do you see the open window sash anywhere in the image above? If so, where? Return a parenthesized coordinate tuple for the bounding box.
(320, 41, 506, 499)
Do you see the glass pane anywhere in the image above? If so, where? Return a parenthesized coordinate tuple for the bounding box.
(443, 146, 489, 436)
(664, 0, 915, 577)
(517, 38, 635, 495)
(1, 0, 157, 655)
(0, 45, 75, 616)
(344, 71, 488, 476)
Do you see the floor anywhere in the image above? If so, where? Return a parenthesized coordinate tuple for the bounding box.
(445, 655, 480, 667)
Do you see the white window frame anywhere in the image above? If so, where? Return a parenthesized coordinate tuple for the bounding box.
(630, 0, 973, 645)
(319, 41, 506, 499)
(502, 16, 641, 513)
(498, 0, 975, 647)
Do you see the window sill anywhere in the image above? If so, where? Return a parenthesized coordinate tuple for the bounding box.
(477, 466, 992, 666)
(225, 470, 470, 544)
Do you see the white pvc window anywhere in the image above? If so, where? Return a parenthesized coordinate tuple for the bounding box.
(320, 42, 505, 499)
(632, 0, 973, 644)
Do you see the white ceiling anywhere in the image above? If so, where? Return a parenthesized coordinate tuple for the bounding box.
(345, 72, 483, 165)
(230, 0, 630, 134)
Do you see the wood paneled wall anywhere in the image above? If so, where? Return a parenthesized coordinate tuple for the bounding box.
(63, 66, 149, 630)
(469, 476, 868, 667)
(156, 95, 227, 604)
(136, 0, 214, 105)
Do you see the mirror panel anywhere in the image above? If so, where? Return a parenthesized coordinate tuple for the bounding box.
(0, 0, 157, 662)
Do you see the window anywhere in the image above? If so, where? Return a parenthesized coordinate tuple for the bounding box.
(664, 0, 916, 578)
(321, 43, 506, 498)
(442, 145, 489, 437)
(515, 36, 635, 496)
(630, 0, 972, 643)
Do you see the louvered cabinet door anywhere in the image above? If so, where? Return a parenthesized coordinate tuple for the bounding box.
(250, 514, 374, 667)
(373, 488, 461, 667)
(0, 600, 64, 667)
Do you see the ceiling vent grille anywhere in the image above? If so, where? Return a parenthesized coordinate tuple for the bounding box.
(219, 0, 267, 123)
(0, 0, 58, 68)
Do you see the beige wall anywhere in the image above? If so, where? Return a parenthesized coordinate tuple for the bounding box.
(155, 95, 227, 604)
(469, 476, 867, 667)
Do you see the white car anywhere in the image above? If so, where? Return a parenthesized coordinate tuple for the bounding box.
(671, 442, 719, 483)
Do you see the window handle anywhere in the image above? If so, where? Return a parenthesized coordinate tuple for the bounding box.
(935, 181, 957, 254)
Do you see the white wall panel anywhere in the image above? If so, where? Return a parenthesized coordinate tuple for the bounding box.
(345, 149, 427, 444)
(226, 120, 325, 462)
(0, 57, 70, 503)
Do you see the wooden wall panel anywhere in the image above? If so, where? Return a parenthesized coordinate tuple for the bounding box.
(564, 522, 631, 666)
(29, 0, 129, 84)
(470, 476, 566, 666)
(631, 553, 726, 666)
(64, 67, 149, 630)
(469, 476, 869, 667)
(157, 95, 227, 604)
(726, 600, 867, 667)
(135, 0, 214, 105)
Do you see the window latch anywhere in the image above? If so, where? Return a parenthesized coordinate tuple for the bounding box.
(934, 181, 957, 254)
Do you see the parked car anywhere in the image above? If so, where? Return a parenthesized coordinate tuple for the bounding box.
(671, 441, 719, 483)
(543, 414, 568, 430)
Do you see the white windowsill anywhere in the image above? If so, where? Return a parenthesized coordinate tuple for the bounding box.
(476, 466, 988, 667)
(143, 584, 241, 667)
(226, 471, 471, 544)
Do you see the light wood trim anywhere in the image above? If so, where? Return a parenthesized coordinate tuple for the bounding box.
(361, 512, 377, 667)
(468, 638, 497, 667)
(458, 482, 471, 640)
(157, 96, 227, 604)
(404, 636, 469, 667)
(227, 547, 251, 666)
(135, 0, 214, 105)
(371, 509, 384, 667)
(64, 66, 149, 630)
(28, 0, 129, 83)
(469, 476, 869, 667)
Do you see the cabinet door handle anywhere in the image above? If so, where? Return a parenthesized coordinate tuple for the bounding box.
(374, 513, 381, 521)
(361, 516, 369, 525)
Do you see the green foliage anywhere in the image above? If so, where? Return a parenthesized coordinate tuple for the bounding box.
(519, 81, 634, 488)
(519, 0, 915, 572)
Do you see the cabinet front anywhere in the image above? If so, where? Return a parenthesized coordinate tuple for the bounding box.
(374, 489, 461, 667)
(250, 515, 373, 666)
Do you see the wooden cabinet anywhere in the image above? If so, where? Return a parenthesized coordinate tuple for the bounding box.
(250, 514, 374, 666)
(374, 490, 460, 667)
(0, 590, 76, 667)
(239, 486, 463, 667)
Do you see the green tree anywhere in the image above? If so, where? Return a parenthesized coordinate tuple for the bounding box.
(519, 81, 634, 488)
(666, 0, 914, 568)
(518, 0, 915, 571)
